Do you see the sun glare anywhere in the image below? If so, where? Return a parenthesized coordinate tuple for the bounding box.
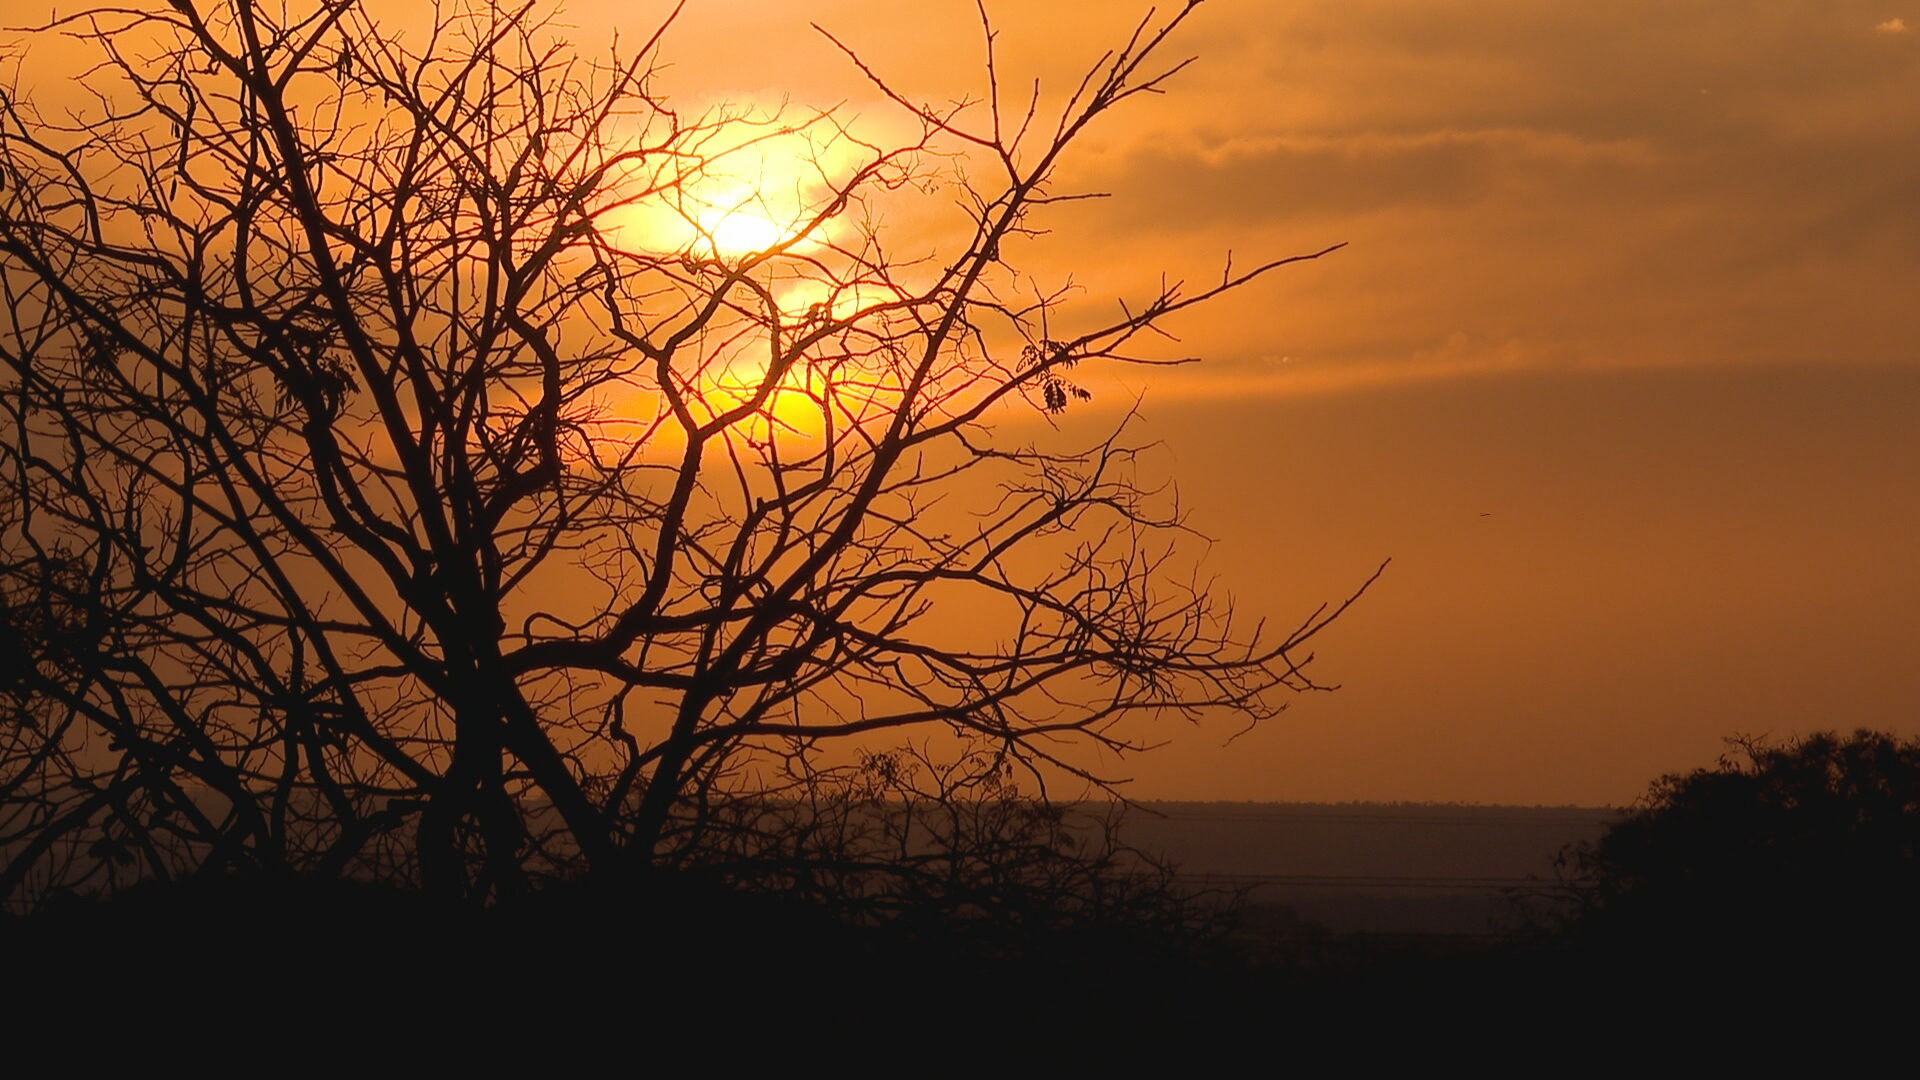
(597, 122, 853, 262)
(695, 187, 803, 258)
(687, 353, 824, 441)
(584, 113, 915, 443)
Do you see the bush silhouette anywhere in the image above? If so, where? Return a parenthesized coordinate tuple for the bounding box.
(1552, 729, 1920, 967)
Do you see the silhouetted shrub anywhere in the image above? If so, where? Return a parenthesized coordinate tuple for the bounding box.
(1544, 730, 1920, 970)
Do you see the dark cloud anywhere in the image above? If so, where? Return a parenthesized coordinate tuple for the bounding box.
(1064, 128, 1660, 229)
(984, 0, 1920, 386)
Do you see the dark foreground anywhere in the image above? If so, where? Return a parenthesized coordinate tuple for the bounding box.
(5, 873, 1909, 1064)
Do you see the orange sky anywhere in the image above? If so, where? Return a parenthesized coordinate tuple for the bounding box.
(609, 0, 1920, 805)
(16, 0, 1915, 804)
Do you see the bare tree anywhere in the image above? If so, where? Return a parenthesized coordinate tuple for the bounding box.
(0, 0, 1372, 906)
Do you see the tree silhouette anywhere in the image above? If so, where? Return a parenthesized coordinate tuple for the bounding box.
(1540, 729, 1920, 966)
(0, 0, 1370, 906)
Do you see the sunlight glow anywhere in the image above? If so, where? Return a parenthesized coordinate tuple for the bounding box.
(695, 186, 802, 258)
(581, 107, 930, 446)
(596, 120, 855, 262)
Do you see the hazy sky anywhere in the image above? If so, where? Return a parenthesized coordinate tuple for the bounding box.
(22, 1, 1914, 804)
(596, 0, 1920, 805)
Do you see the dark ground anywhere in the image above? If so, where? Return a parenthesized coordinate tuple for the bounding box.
(4, 872, 1905, 1066)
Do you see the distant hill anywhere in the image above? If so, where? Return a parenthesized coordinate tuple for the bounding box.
(1112, 801, 1619, 935)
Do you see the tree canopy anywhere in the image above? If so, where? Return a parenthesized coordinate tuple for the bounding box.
(1547, 729, 1920, 960)
(0, 0, 1368, 906)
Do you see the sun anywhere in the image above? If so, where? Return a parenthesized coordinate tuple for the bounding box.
(597, 128, 842, 262)
(694, 186, 802, 258)
(588, 95, 924, 267)
(597, 184, 808, 261)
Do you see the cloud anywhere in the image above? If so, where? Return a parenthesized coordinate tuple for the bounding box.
(552, 0, 1920, 404)
(1062, 128, 1659, 237)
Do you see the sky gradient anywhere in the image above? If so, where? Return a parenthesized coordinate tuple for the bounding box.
(19, 0, 1912, 805)
(612, 0, 1920, 804)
